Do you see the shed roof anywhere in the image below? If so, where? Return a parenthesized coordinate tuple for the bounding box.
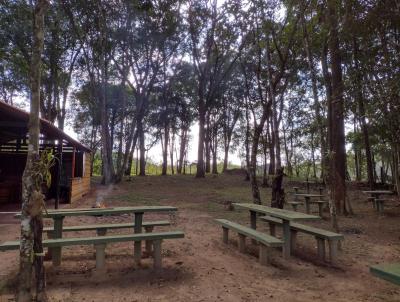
(0, 101, 91, 152)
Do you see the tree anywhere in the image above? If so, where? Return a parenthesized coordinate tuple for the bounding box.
(18, 1, 49, 301)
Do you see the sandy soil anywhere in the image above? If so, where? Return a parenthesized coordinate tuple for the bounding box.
(0, 174, 399, 302)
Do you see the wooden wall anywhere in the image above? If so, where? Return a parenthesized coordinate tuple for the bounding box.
(70, 152, 91, 203)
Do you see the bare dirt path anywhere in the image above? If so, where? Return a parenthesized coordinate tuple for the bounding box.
(0, 174, 399, 301)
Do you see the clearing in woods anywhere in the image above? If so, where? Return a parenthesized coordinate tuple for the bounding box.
(0, 173, 399, 301)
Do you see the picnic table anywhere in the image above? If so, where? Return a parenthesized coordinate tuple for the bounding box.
(233, 203, 320, 258)
(362, 190, 393, 213)
(362, 190, 393, 199)
(15, 206, 177, 265)
(294, 194, 325, 214)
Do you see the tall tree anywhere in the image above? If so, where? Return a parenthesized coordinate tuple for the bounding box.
(18, 1, 49, 301)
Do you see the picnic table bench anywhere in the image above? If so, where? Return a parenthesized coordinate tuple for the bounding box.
(370, 263, 400, 285)
(362, 190, 393, 213)
(215, 219, 283, 265)
(0, 231, 184, 271)
(233, 203, 320, 259)
(260, 216, 343, 264)
(14, 206, 178, 266)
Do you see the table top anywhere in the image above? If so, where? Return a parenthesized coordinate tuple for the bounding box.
(294, 194, 324, 198)
(362, 190, 393, 195)
(233, 203, 320, 221)
(15, 206, 178, 218)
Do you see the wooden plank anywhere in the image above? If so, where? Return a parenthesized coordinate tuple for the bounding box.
(233, 203, 320, 221)
(0, 231, 185, 251)
(15, 206, 178, 218)
(370, 263, 400, 285)
(260, 216, 343, 240)
(43, 221, 170, 233)
(215, 219, 282, 247)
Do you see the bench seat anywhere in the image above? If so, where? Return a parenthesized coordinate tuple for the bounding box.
(0, 231, 184, 271)
(370, 263, 400, 285)
(260, 216, 343, 264)
(43, 220, 170, 236)
(215, 219, 282, 265)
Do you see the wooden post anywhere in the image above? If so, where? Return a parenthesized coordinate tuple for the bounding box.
(52, 216, 64, 266)
(318, 203, 324, 217)
(238, 234, 246, 253)
(269, 222, 276, 236)
(153, 240, 162, 269)
(305, 197, 311, 214)
(145, 226, 154, 255)
(282, 219, 291, 259)
(259, 245, 270, 265)
(134, 212, 143, 264)
(316, 237, 326, 261)
(71, 147, 76, 178)
(250, 210, 257, 244)
(95, 244, 106, 271)
(328, 240, 338, 265)
(290, 230, 297, 253)
(222, 227, 229, 244)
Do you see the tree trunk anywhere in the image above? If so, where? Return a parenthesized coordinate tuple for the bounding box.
(170, 131, 175, 175)
(303, 17, 327, 181)
(321, 41, 333, 185)
(138, 120, 146, 176)
(271, 168, 285, 209)
(162, 123, 169, 176)
(18, 1, 48, 301)
(249, 110, 268, 204)
(196, 101, 206, 178)
(326, 0, 348, 221)
(353, 38, 374, 189)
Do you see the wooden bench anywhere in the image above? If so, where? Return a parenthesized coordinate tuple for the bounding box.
(370, 263, 400, 285)
(43, 220, 170, 236)
(44, 220, 170, 254)
(260, 216, 343, 264)
(309, 200, 329, 217)
(215, 219, 283, 265)
(0, 231, 184, 271)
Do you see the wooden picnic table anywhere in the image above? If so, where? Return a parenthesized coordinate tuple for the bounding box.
(15, 206, 177, 265)
(294, 194, 325, 214)
(362, 190, 393, 198)
(233, 203, 320, 259)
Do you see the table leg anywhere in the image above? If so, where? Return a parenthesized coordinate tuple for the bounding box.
(134, 212, 143, 264)
(305, 197, 311, 214)
(282, 219, 291, 259)
(250, 210, 257, 245)
(52, 216, 64, 266)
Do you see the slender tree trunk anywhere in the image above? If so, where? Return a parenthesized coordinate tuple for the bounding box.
(170, 131, 175, 175)
(18, 1, 48, 301)
(267, 118, 275, 175)
(196, 101, 206, 178)
(250, 110, 268, 204)
(138, 120, 146, 176)
(303, 17, 327, 181)
(353, 38, 374, 189)
(205, 115, 211, 173)
(162, 123, 169, 176)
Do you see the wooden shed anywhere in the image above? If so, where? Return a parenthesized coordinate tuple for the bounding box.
(0, 101, 91, 206)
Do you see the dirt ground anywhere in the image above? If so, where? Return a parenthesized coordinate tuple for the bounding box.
(1, 173, 400, 302)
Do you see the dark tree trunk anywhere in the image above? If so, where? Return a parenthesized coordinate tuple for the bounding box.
(271, 168, 285, 209)
(326, 0, 349, 222)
